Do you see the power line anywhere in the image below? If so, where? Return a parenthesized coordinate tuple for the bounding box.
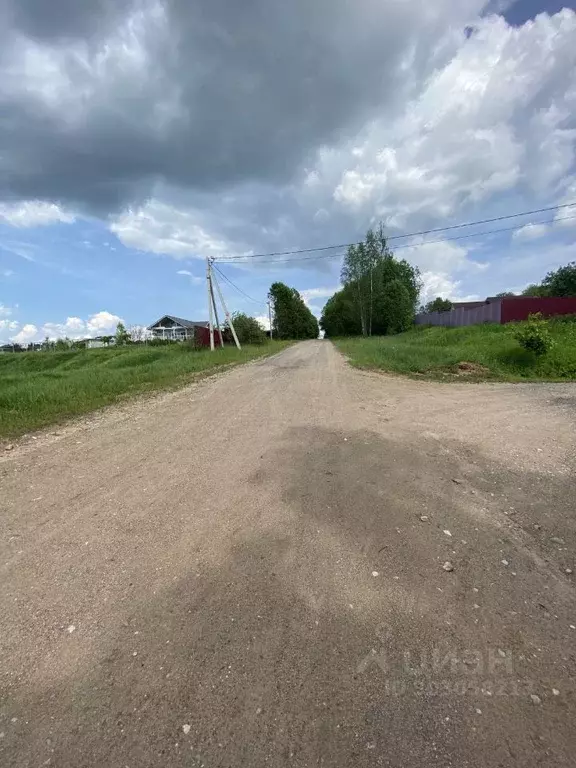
(215, 213, 576, 265)
(211, 262, 267, 305)
(216, 201, 576, 262)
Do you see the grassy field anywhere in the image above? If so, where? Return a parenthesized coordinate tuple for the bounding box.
(0, 341, 292, 439)
(333, 320, 576, 381)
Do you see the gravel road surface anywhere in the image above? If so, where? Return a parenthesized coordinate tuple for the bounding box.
(1, 340, 575, 767)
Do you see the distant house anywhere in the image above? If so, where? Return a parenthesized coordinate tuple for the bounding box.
(416, 296, 576, 327)
(147, 315, 222, 346)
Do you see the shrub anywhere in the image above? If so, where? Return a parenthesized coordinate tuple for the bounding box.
(228, 313, 267, 345)
(550, 313, 576, 325)
(514, 314, 554, 356)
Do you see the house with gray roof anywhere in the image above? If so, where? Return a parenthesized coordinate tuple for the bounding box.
(147, 315, 210, 341)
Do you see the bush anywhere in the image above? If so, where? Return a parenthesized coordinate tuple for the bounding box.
(550, 314, 576, 325)
(229, 313, 267, 345)
(514, 314, 554, 356)
(148, 337, 175, 346)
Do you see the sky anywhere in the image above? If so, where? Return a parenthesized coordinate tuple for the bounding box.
(1, 0, 576, 343)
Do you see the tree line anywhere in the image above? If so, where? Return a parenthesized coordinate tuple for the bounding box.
(227, 283, 319, 344)
(519, 262, 576, 298)
(320, 226, 421, 338)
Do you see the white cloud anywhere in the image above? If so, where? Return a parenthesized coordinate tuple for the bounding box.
(512, 222, 550, 240)
(1, 269, 15, 278)
(3, 311, 124, 344)
(553, 191, 576, 229)
(320, 10, 576, 234)
(0, 201, 75, 228)
(420, 271, 480, 304)
(255, 315, 270, 331)
(86, 311, 123, 334)
(0, 303, 14, 317)
(555, 212, 576, 229)
(42, 316, 89, 340)
(177, 269, 203, 284)
(400, 238, 473, 273)
(300, 286, 341, 306)
(11, 323, 38, 344)
(110, 201, 238, 260)
(65, 317, 86, 332)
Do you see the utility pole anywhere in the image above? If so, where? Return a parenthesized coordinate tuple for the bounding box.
(206, 257, 215, 351)
(211, 267, 242, 350)
(208, 260, 225, 348)
(267, 299, 273, 339)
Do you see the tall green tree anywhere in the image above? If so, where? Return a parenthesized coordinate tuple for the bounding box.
(542, 261, 576, 296)
(379, 279, 413, 334)
(269, 283, 319, 340)
(341, 226, 393, 336)
(521, 284, 548, 297)
(320, 289, 362, 338)
(424, 297, 454, 313)
(341, 226, 420, 336)
(322, 243, 420, 338)
(114, 322, 130, 346)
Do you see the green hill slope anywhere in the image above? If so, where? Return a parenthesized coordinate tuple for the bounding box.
(334, 319, 576, 381)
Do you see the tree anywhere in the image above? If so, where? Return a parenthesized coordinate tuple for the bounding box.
(495, 292, 516, 298)
(114, 322, 130, 346)
(542, 261, 576, 297)
(521, 283, 548, 297)
(424, 297, 453, 313)
(340, 226, 420, 336)
(100, 335, 114, 346)
(379, 279, 414, 334)
(269, 283, 319, 340)
(228, 313, 267, 345)
(54, 337, 71, 351)
(129, 325, 148, 343)
(341, 226, 393, 336)
(320, 289, 362, 337)
(42, 336, 54, 351)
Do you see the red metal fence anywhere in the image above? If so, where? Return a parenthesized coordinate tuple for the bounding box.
(416, 296, 576, 327)
(501, 296, 576, 323)
(415, 301, 501, 327)
(196, 326, 223, 347)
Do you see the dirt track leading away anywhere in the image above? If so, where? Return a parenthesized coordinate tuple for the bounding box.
(1, 340, 575, 767)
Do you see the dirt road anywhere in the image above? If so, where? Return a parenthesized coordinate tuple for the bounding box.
(1, 340, 575, 767)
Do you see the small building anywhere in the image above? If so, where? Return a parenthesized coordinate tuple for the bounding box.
(86, 339, 109, 349)
(416, 296, 576, 328)
(147, 315, 222, 346)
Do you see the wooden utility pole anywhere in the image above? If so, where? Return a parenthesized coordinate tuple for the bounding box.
(209, 265, 225, 348)
(206, 257, 215, 351)
(211, 266, 242, 350)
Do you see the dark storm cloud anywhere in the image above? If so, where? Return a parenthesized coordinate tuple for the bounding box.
(0, 0, 465, 216)
(6, 0, 138, 41)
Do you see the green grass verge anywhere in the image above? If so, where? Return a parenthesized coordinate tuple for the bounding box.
(0, 341, 292, 439)
(333, 320, 576, 381)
